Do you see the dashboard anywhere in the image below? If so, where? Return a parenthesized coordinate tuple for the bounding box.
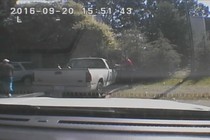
(1, 114, 210, 140)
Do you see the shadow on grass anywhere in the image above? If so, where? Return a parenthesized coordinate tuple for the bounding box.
(153, 72, 210, 99)
(153, 76, 190, 99)
(116, 74, 170, 85)
(187, 72, 210, 85)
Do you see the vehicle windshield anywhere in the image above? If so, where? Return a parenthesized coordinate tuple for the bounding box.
(1, 0, 210, 108)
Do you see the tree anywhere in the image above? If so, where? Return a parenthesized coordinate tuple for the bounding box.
(0, 0, 17, 56)
(142, 37, 181, 76)
(76, 0, 208, 30)
(153, 2, 188, 55)
(76, 0, 148, 29)
(117, 27, 145, 64)
(0, 0, 17, 22)
(2, 0, 117, 57)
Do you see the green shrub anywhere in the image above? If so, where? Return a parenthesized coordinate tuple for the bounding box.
(141, 37, 181, 76)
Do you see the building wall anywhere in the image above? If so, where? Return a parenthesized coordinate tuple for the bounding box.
(190, 16, 207, 50)
(70, 30, 102, 58)
(1, 29, 107, 68)
(26, 30, 104, 68)
(190, 16, 210, 71)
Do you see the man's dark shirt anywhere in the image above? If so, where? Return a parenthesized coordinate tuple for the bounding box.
(0, 62, 14, 79)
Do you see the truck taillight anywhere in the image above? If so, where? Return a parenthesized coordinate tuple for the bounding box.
(86, 71, 92, 82)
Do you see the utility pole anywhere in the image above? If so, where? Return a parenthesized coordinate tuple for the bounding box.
(185, 0, 195, 73)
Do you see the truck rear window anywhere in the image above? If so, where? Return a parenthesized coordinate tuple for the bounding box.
(21, 63, 34, 70)
(69, 59, 106, 69)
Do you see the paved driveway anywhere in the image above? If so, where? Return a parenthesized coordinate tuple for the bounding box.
(0, 82, 129, 97)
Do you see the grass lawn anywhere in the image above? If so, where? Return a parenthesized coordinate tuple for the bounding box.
(111, 69, 210, 100)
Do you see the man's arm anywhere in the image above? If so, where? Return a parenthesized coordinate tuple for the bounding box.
(9, 64, 14, 75)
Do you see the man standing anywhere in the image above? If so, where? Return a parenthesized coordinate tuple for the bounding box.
(121, 55, 134, 70)
(120, 55, 134, 84)
(0, 59, 14, 97)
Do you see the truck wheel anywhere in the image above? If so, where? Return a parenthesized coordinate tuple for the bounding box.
(96, 81, 104, 98)
(23, 77, 32, 86)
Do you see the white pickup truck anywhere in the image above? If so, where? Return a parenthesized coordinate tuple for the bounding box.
(12, 62, 34, 86)
(33, 57, 117, 97)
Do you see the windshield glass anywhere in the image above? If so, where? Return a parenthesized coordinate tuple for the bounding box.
(0, 0, 210, 108)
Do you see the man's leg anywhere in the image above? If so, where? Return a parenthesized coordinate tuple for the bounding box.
(9, 77, 13, 95)
(2, 78, 12, 97)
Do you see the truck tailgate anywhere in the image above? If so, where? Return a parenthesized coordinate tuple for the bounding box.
(34, 68, 88, 86)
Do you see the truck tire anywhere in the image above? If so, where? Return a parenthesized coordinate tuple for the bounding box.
(96, 81, 104, 98)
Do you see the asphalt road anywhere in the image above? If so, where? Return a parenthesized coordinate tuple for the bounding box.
(2, 82, 210, 108)
(178, 100, 210, 107)
(1, 82, 129, 97)
(12, 82, 34, 94)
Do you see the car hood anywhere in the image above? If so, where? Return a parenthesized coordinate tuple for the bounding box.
(0, 97, 210, 111)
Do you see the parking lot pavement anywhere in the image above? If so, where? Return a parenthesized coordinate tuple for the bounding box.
(0, 95, 10, 98)
(1, 82, 130, 98)
(0, 82, 34, 98)
(178, 100, 210, 107)
(16, 92, 45, 97)
(0, 92, 45, 98)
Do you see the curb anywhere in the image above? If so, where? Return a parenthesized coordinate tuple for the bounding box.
(104, 85, 131, 97)
(110, 92, 210, 100)
(16, 92, 45, 98)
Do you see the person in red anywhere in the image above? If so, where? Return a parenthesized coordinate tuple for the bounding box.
(121, 55, 134, 70)
(120, 55, 134, 84)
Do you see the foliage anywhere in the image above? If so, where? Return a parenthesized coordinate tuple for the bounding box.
(141, 37, 181, 75)
(117, 28, 145, 64)
(153, 1, 188, 55)
(195, 41, 210, 72)
(76, 0, 209, 67)
(0, 0, 17, 24)
(76, 0, 209, 30)
(76, 0, 146, 29)
(117, 28, 181, 76)
(3, 0, 117, 55)
(1, 0, 209, 68)
(72, 15, 117, 49)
